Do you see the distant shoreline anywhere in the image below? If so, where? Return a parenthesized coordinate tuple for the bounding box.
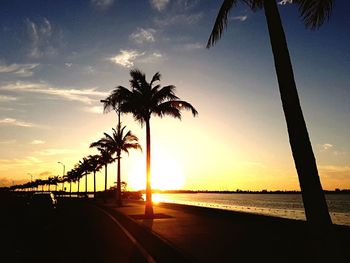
(147, 189, 350, 194)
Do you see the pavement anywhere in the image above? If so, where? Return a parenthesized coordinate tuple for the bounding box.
(100, 200, 350, 263)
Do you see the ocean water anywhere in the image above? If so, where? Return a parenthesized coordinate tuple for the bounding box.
(149, 193, 350, 226)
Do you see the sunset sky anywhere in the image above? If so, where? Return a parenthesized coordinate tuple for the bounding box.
(0, 0, 349, 191)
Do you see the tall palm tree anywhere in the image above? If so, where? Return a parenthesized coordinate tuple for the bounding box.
(90, 124, 141, 206)
(90, 144, 114, 192)
(207, 0, 333, 226)
(102, 69, 198, 217)
(87, 154, 102, 197)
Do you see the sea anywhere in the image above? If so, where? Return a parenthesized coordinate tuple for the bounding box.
(148, 193, 350, 226)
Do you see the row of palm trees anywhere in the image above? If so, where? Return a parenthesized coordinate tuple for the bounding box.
(10, 69, 197, 217)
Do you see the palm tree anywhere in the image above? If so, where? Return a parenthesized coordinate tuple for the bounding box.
(90, 144, 114, 192)
(207, 0, 333, 226)
(102, 69, 198, 217)
(87, 154, 102, 197)
(90, 124, 141, 206)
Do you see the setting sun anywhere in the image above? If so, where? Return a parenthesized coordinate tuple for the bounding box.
(128, 152, 185, 191)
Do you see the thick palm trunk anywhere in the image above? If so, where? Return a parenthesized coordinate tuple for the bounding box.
(104, 164, 108, 191)
(116, 154, 122, 206)
(263, 0, 331, 226)
(145, 119, 154, 217)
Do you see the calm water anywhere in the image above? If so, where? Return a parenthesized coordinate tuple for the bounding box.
(149, 193, 350, 226)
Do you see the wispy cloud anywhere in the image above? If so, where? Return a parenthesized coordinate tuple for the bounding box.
(231, 15, 248, 22)
(183, 42, 204, 51)
(0, 118, 35, 127)
(0, 139, 16, 144)
(109, 49, 145, 68)
(279, 0, 293, 5)
(130, 28, 156, 44)
(150, 0, 170, 12)
(319, 165, 350, 179)
(154, 13, 203, 27)
(0, 156, 42, 166)
(321, 143, 333, 151)
(90, 0, 114, 9)
(1, 81, 108, 105)
(31, 140, 45, 145)
(0, 95, 17, 102)
(37, 148, 76, 156)
(84, 105, 104, 114)
(0, 63, 39, 77)
(138, 52, 164, 64)
(39, 171, 52, 177)
(26, 17, 60, 58)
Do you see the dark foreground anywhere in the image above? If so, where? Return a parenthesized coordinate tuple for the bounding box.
(1, 192, 350, 263)
(1, 193, 149, 263)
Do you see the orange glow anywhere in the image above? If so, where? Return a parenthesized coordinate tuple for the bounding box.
(127, 152, 185, 191)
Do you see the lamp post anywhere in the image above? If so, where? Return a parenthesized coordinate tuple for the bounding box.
(58, 162, 65, 191)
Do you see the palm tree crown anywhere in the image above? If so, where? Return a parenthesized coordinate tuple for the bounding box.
(91, 123, 141, 206)
(207, 0, 334, 48)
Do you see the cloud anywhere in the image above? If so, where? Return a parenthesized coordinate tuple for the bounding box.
(65, 63, 73, 68)
(231, 15, 248, 22)
(0, 63, 39, 77)
(1, 81, 108, 105)
(0, 156, 42, 166)
(0, 95, 17, 102)
(279, 0, 293, 5)
(183, 42, 204, 50)
(150, 0, 170, 12)
(84, 105, 104, 114)
(319, 165, 350, 180)
(37, 148, 76, 156)
(130, 28, 156, 44)
(39, 171, 52, 177)
(31, 140, 45, 145)
(0, 139, 16, 144)
(154, 13, 203, 27)
(321, 143, 333, 151)
(0, 118, 35, 127)
(109, 49, 145, 68)
(90, 0, 114, 9)
(26, 17, 60, 58)
(138, 52, 164, 64)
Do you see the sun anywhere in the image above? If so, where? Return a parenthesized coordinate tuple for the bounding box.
(127, 153, 185, 191)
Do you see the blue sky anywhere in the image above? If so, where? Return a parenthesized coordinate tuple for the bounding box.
(0, 0, 349, 191)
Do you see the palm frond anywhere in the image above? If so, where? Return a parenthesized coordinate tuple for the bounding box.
(207, 0, 238, 48)
(294, 0, 333, 29)
(150, 72, 161, 87)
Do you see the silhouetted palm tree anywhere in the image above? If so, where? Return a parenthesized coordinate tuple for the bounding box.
(87, 154, 102, 197)
(90, 124, 141, 206)
(102, 69, 198, 217)
(90, 144, 114, 192)
(207, 0, 333, 226)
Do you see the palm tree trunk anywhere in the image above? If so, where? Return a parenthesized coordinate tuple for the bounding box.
(93, 171, 96, 198)
(116, 154, 122, 206)
(104, 164, 107, 192)
(70, 181, 72, 197)
(78, 179, 80, 195)
(145, 119, 153, 217)
(85, 173, 88, 197)
(263, 0, 331, 226)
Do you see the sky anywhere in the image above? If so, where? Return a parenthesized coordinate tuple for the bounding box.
(0, 0, 349, 191)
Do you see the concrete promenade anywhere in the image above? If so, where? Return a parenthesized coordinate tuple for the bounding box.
(100, 201, 350, 263)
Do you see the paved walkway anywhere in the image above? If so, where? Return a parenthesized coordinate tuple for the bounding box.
(102, 201, 350, 263)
